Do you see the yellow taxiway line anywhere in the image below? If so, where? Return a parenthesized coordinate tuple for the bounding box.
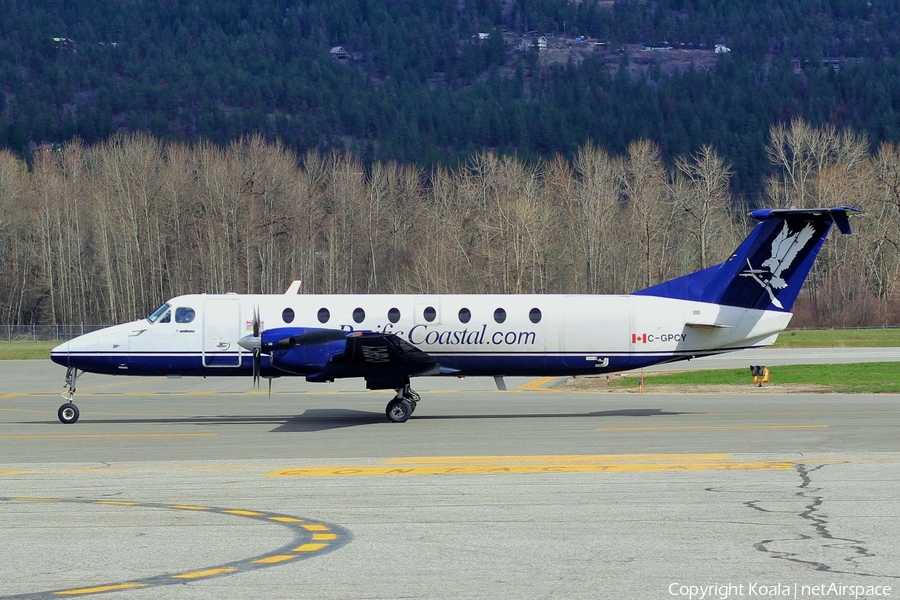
(267, 453, 798, 476)
(517, 376, 558, 390)
(594, 424, 829, 432)
(2, 496, 346, 597)
(54, 583, 147, 595)
(0, 433, 218, 439)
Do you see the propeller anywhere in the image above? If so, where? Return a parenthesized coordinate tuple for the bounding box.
(236, 304, 264, 390)
(238, 318, 354, 397)
(237, 303, 275, 396)
(252, 347, 261, 389)
(251, 304, 261, 390)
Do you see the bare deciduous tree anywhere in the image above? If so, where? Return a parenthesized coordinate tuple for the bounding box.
(569, 143, 624, 293)
(671, 144, 735, 272)
(1, 129, 893, 329)
(623, 140, 671, 290)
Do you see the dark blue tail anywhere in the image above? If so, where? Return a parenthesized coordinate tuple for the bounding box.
(635, 206, 860, 311)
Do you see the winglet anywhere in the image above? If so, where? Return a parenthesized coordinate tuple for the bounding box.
(635, 206, 861, 312)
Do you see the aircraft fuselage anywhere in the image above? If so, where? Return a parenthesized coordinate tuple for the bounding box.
(51, 293, 790, 379)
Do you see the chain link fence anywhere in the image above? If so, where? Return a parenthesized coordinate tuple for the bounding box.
(1, 325, 110, 342)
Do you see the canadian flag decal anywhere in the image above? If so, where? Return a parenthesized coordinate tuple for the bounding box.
(632, 333, 647, 344)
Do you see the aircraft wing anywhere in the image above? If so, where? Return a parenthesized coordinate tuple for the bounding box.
(326, 332, 440, 377)
(267, 329, 440, 387)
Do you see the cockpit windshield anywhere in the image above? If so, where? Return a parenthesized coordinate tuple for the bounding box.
(147, 302, 171, 324)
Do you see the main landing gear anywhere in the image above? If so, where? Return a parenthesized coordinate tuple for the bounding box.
(58, 366, 82, 424)
(385, 384, 420, 424)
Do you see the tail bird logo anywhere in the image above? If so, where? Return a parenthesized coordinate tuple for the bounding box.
(739, 222, 815, 309)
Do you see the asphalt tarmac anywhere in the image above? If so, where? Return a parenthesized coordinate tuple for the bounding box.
(2, 353, 899, 599)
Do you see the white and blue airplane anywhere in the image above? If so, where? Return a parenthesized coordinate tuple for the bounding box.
(51, 206, 858, 424)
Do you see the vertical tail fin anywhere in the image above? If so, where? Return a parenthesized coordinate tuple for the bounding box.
(635, 206, 860, 311)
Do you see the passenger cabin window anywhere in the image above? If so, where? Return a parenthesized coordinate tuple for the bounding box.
(175, 307, 195, 323)
(317, 308, 330, 324)
(353, 307, 365, 323)
(458, 308, 471, 323)
(147, 303, 171, 324)
(493, 308, 506, 324)
(282, 308, 295, 323)
(529, 308, 542, 324)
(388, 308, 401, 324)
(423, 306, 437, 322)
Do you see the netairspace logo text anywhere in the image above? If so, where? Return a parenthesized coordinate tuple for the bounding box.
(668, 582, 892, 600)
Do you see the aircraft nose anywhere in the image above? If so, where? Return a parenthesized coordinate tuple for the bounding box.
(51, 333, 99, 368)
(50, 340, 70, 366)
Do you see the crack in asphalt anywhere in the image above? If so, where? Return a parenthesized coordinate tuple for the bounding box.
(742, 499, 775, 514)
(752, 463, 897, 579)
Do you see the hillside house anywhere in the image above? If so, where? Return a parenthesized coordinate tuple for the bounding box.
(330, 46, 350, 61)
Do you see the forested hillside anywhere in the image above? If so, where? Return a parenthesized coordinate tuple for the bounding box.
(3, 2, 900, 328)
(1, 121, 899, 328)
(4, 0, 900, 194)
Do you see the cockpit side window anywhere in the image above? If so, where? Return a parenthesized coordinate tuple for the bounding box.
(175, 307, 196, 323)
(159, 311, 171, 323)
(148, 303, 171, 324)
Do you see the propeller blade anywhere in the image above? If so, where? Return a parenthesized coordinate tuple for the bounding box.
(252, 347, 261, 390)
(247, 303, 263, 391)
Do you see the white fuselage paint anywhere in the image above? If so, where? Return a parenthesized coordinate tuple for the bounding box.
(54, 292, 792, 378)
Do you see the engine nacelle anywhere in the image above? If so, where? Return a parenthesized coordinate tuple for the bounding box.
(262, 327, 352, 375)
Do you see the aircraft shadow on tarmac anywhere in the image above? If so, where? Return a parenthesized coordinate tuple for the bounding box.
(273, 407, 696, 432)
(28, 408, 695, 433)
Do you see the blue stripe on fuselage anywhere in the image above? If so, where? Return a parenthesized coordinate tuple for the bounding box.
(50, 350, 730, 379)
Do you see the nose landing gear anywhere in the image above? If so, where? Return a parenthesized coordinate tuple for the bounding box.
(58, 367, 82, 424)
(58, 403, 80, 424)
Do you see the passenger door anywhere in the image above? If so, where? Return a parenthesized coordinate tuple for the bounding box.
(202, 298, 243, 367)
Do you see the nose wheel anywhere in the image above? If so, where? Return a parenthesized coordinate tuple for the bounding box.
(58, 367, 83, 424)
(58, 403, 80, 424)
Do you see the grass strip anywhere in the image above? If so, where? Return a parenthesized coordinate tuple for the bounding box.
(773, 328, 900, 348)
(0, 341, 59, 360)
(612, 362, 900, 393)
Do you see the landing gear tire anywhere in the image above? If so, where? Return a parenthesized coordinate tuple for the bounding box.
(58, 403, 80, 424)
(386, 398, 413, 423)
